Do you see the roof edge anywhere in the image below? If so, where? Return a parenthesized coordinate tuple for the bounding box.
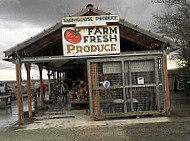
(119, 19, 178, 48)
(4, 4, 178, 58)
(4, 22, 62, 57)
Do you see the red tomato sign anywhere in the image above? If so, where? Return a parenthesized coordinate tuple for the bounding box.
(64, 29, 82, 44)
(62, 26, 120, 56)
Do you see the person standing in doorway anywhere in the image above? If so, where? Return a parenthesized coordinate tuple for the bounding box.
(61, 75, 69, 106)
(34, 82, 40, 97)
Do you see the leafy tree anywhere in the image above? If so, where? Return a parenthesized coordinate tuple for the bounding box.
(153, 0, 190, 72)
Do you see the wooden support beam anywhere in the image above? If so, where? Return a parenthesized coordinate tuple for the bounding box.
(21, 30, 62, 56)
(57, 72, 61, 94)
(52, 71, 56, 102)
(16, 63, 24, 125)
(164, 55, 171, 116)
(25, 63, 32, 118)
(47, 69, 51, 101)
(53, 71, 56, 79)
(91, 62, 99, 115)
(87, 61, 93, 117)
(57, 71, 60, 83)
(38, 64, 44, 105)
(120, 26, 163, 50)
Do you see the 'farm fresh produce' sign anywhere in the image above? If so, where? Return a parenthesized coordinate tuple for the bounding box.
(62, 25, 120, 56)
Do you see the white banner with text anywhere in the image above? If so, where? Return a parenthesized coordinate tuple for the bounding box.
(62, 25, 120, 56)
(62, 15, 119, 27)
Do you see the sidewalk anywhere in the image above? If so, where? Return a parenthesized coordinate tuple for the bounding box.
(1, 91, 190, 131)
(15, 109, 171, 131)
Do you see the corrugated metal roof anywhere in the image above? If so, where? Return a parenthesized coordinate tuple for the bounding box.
(4, 22, 62, 57)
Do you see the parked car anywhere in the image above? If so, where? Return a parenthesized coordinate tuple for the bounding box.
(0, 83, 12, 94)
(0, 83, 6, 94)
(6, 85, 12, 93)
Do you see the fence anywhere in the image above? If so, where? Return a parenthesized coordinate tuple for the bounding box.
(87, 53, 166, 119)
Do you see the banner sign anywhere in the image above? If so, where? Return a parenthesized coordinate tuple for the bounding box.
(62, 15, 119, 27)
(62, 25, 120, 56)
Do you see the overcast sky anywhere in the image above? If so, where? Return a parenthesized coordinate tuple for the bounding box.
(0, 0, 177, 81)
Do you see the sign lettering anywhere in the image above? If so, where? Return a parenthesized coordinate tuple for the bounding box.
(62, 15, 119, 27)
(62, 26, 120, 56)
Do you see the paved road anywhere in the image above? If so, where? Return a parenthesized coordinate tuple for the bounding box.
(0, 98, 32, 131)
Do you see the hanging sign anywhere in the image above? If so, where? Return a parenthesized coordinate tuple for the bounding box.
(62, 25, 120, 56)
(137, 77, 144, 85)
(62, 15, 119, 27)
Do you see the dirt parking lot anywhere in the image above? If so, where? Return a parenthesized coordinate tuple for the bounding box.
(0, 119, 190, 141)
(0, 92, 190, 141)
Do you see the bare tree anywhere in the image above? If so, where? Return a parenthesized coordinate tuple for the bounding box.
(153, 0, 190, 72)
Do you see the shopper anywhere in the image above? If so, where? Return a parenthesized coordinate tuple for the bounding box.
(62, 82, 68, 105)
(34, 82, 40, 97)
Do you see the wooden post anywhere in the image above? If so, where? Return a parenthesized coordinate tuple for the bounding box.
(52, 71, 56, 102)
(87, 61, 93, 117)
(25, 63, 32, 118)
(164, 54, 171, 116)
(16, 63, 24, 125)
(57, 71, 60, 94)
(53, 71, 56, 80)
(38, 64, 44, 105)
(47, 69, 51, 101)
(91, 62, 98, 115)
(57, 71, 60, 83)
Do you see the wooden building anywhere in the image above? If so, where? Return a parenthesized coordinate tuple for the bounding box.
(168, 68, 190, 91)
(3, 4, 177, 123)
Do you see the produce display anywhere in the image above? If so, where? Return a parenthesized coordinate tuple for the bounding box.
(99, 90, 117, 100)
(67, 81, 88, 102)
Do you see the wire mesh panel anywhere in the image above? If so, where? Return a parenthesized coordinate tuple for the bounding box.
(88, 55, 166, 118)
(130, 60, 155, 85)
(93, 89, 124, 114)
(158, 58, 163, 83)
(159, 85, 165, 112)
(90, 62, 124, 116)
(126, 87, 157, 112)
(157, 58, 166, 112)
(90, 62, 123, 89)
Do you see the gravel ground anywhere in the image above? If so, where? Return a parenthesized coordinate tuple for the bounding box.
(125, 119, 190, 141)
(0, 92, 190, 141)
(0, 119, 190, 141)
(0, 126, 128, 141)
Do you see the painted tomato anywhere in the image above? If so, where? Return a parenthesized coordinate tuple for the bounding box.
(64, 29, 82, 44)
